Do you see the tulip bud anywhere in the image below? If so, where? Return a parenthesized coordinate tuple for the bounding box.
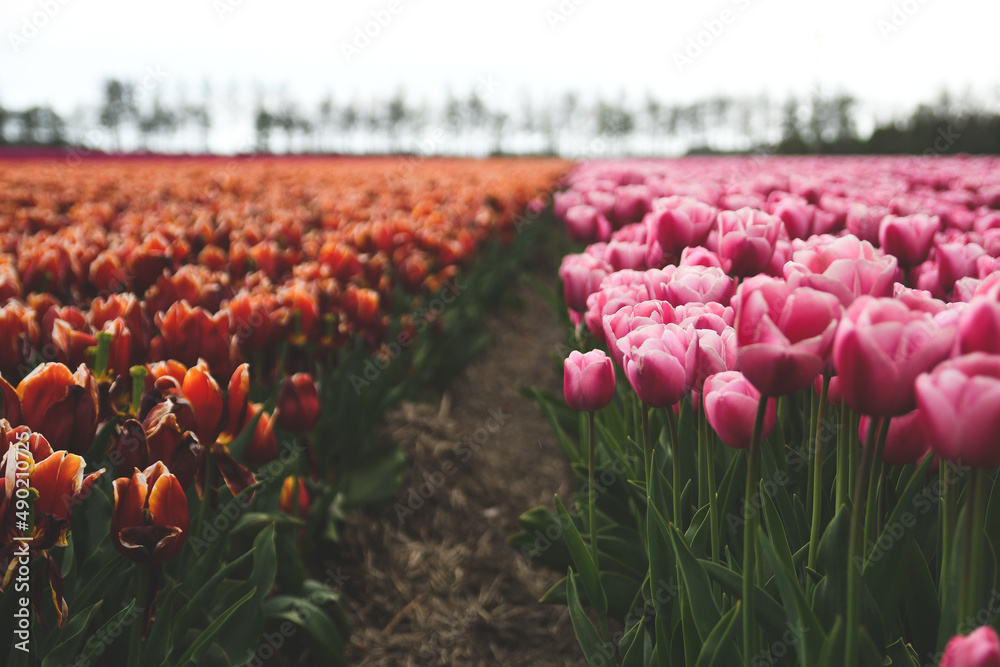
(279, 476, 310, 516)
(276, 373, 320, 433)
(563, 350, 615, 412)
(941, 626, 1000, 667)
(703, 371, 776, 450)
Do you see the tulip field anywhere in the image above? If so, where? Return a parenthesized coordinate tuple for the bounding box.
(0, 155, 568, 666)
(3, 152, 1000, 667)
(511, 156, 1000, 666)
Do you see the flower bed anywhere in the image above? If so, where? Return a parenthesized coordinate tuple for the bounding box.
(0, 155, 568, 666)
(515, 156, 1000, 666)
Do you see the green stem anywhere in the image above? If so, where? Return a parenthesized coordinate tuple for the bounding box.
(940, 462, 955, 618)
(836, 402, 849, 508)
(642, 405, 652, 490)
(808, 376, 830, 571)
(965, 467, 990, 623)
(698, 406, 709, 509)
(703, 403, 719, 566)
(93, 331, 113, 378)
(845, 416, 880, 667)
(863, 419, 891, 548)
(742, 396, 769, 660)
(588, 411, 598, 569)
(127, 563, 151, 667)
(667, 407, 682, 528)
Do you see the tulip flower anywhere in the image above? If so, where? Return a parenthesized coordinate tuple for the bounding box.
(643, 198, 717, 256)
(915, 353, 1000, 468)
(834, 296, 956, 416)
(16, 363, 99, 455)
(563, 350, 615, 412)
(154, 300, 233, 377)
(703, 371, 776, 449)
(619, 324, 696, 407)
(584, 284, 650, 344)
(664, 266, 734, 307)
(559, 254, 612, 313)
(957, 298, 1000, 355)
(111, 461, 189, 564)
(276, 373, 320, 434)
(279, 476, 310, 516)
(717, 207, 782, 277)
(564, 204, 611, 243)
(941, 626, 1000, 667)
(878, 214, 940, 268)
(858, 409, 932, 466)
(734, 277, 841, 397)
(181, 359, 224, 446)
(938, 241, 986, 292)
(602, 301, 675, 367)
(785, 234, 899, 306)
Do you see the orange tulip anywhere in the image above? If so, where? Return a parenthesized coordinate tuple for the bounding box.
(111, 462, 189, 564)
(16, 363, 99, 455)
(180, 359, 223, 445)
(278, 476, 309, 516)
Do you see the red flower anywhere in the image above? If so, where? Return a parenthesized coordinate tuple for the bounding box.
(16, 363, 99, 455)
(276, 373, 320, 434)
(111, 462, 189, 564)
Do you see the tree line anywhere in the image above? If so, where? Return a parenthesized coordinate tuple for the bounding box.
(2, 79, 998, 156)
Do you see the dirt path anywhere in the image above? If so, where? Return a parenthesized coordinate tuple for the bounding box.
(339, 275, 584, 666)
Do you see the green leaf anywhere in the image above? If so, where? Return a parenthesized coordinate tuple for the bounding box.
(540, 571, 642, 621)
(555, 495, 608, 618)
(172, 549, 253, 638)
(524, 386, 583, 465)
(211, 524, 279, 659)
(75, 601, 137, 666)
(72, 551, 127, 610)
(263, 595, 347, 665)
(694, 602, 742, 667)
(758, 526, 827, 667)
(667, 524, 721, 643)
(40, 601, 102, 667)
(565, 570, 614, 667)
(817, 616, 843, 667)
(175, 586, 257, 667)
(698, 559, 787, 639)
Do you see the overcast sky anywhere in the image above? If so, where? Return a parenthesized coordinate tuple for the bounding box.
(2, 0, 997, 116)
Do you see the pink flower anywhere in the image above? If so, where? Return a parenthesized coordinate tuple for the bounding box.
(940, 626, 1000, 667)
(785, 235, 899, 306)
(613, 184, 653, 226)
(958, 297, 1000, 355)
(858, 409, 932, 466)
(703, 371, 776, 450)
(603, 301, 675, 367)
(771, 196, 817, 240)
(674, 301, 735, 334)
(559, 254, 611, 313)
(603, 241, 648, 271)
(734, 276, 842, 397)
(679, 246, 726, 270)
(916, 353, 1000, 467)
(565, 204, 611, 243)
(833, 296, 956, 416)
(845, 203, 889, 244)
(665, 266, 734, 307)
(718, 208, 782, 277)
(644, 199, 718, 256)
(584, 284, 650, 343)
(692, 328, 737, 390)
(938, 241, 986, 292)
(563, 350, 616, 412)
(878, 214, 940, 268)
(619, 324, 697, 407)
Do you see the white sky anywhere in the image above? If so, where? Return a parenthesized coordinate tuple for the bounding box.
(1, 0, 998, 116)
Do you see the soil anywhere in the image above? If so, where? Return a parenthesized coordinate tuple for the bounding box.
(338, 274, 585, 666)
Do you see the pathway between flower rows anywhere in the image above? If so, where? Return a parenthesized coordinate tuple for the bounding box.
(339, 274, 584, 666)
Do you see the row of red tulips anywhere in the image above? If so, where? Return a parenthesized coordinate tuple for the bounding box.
(0, 156, 568, 666)
(517, 157, 1000, 667)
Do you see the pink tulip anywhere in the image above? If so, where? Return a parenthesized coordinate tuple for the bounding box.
(718, 208, 782, 277)
(813, 374, 843, 406)
(675, 302, 735, 334)
(559, 254, 611, 313)
(916, 353, 1000, 467)
(641, 267, 678, 301)
(786, 235, 899, 306)
(958, 298, 1000, 355)
(771, 195, 816, 240)
(679, 246, 726, 270)
(878, 214, 940, 268)
(563, 350, 616, 412)
(613, 184, 653, 226)
(734, 276, 842, 397)
(610, 222, 647, 244)
(565, 204, 611, 243)
(644, 199, 718, 256)
(938, 241, 986, 292)
(619, 324, 696, 407)
(858, 409, 932, 466)
(602, 301, 676, 367)
(845, 203, 889, 244)
(703, 371, 777, 449)
(584, 284, 650, 343)
(692, 328, 737, 390)
(603, 241, 648, 271)
(940, 626, 1000, 667)
(554, 190, 585, 220)
(665, 266, 734, 307)
(834, 296, 956, 416)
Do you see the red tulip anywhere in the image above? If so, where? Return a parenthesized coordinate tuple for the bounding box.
(734, 277, 841, 397)
(941, 626, 1000, 667)
(16, 363, 99, 454)
(181, 359, 224, 445)
(240, 403, 278, 467)
(111, 462, 189, 563)
(154, 300, 233, 377)
(916, 353, 1000, 468)
(276, 373, 320, 433)
(563, 350, 616, 412)
(278, 476, 310, 516)
(703, 371, 776, 450)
